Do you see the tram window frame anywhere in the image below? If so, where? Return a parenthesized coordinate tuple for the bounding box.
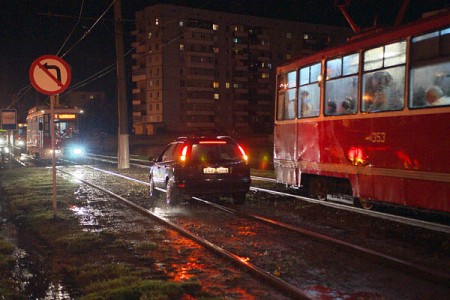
(298, 62, 321, 118)
(276, 70, 297, 120)
(324, 53, 359, 116)
(409, 27, 450, 108)
(361, 40, 406, 112)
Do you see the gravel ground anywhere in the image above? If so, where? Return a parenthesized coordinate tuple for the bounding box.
(2, 160, 449, 299)
(71, 163, 450, 299)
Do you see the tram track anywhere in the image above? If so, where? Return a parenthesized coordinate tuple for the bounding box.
(57, 166, 311, 299)
(85, 153, 450, 233)
(57, 163, 450, 297)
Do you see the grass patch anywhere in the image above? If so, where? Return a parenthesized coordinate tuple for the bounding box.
(0, 167, 212, 299)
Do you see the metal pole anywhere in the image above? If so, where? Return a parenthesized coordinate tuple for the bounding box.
(114, 0, 130, 169)
(50, 95, 57, 215)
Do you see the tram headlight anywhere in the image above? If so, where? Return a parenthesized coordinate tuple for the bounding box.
(71, 146, 85, 156)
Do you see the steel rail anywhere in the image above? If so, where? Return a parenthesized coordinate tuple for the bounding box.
(192, 197, 450, 286)
(57, 167, 312, 300)
(74, 165, 450, 286)
(251, 186, 450, 234)
(81, 159, 450, 233)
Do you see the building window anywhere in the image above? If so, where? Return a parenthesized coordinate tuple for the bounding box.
(148, 32, 152, 39)
(179, 21, 184, 27)
(287, 32, 292, 39)
(214, 93, 219, 100)
(180, 44, 184, 51)
(226, 82, 230, 88)
(213, 82, 219, 88)
(213, 24, 219, 30)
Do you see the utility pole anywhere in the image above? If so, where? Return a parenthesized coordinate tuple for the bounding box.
(114, 0, 130, 169)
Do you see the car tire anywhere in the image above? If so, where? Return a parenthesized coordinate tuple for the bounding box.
(149, 175, 158, 198)
(233, 192, 246, 204)
(166, 178, 180, 206)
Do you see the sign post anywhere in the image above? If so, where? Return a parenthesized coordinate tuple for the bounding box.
(29, 55, 71, 215)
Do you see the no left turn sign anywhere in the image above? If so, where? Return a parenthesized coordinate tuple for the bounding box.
(29, 55, 72, 96)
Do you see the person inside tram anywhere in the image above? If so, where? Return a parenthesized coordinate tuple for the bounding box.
(425, 85, 450, 106)
(326, 100, 337, 115)
(339, 98, 355, 114)
(300, 90, 313, 116)
(363, 71, 393, 111)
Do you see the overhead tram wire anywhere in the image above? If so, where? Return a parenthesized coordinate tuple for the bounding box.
(11, 0, 224, 109)
(9, 0, 114, 109)
(57, 0, 85, 57)
(60, 0, 116, 59)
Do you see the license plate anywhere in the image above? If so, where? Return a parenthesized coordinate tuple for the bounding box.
(203, 167, 229, 174)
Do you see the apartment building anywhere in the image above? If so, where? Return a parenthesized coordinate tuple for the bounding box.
(131, 4, 350, 135)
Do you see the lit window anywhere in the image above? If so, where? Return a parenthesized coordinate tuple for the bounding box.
(262, 73, 270, 79)
(304, 34, 309, 40)
(180, 44, 184, 51)
(287, 32, 292, 38)
(226, 82, 230, 88)
(179, 21, 184, 27)
(148, 32, 152, 39)
(213, 82, 219, 88)
(214, 93, 219, 100)
(213, 24, 219, 30)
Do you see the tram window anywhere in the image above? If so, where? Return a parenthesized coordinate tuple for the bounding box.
(409, 61, 450, 108)
(384, 41, 406, 67)
(409, 27, 450, 108)
(325, 53, 359, 116)
(411, 27, 450, 63)
(362, 67, 405, 112)
(343, 53, 359, 75)
(276, 71, 297, 120)
(362, 41, 406, 112)
(327, 58, 342, 78)
(298, 63, 320, 118)
(364, 46, 383, 71)
(287, 71, 297, 88)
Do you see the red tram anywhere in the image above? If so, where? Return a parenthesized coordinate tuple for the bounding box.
(26, 106, 85, 160)
(274, 11, 450, 213)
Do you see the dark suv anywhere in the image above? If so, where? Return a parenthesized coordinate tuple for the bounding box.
(149, 136, 251, 205)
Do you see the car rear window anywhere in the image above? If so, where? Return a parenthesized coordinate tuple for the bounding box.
(190, 143, 242, 162)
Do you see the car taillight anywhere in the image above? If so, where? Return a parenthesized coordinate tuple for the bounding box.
(238, 145, 248, 162)
(180, 145, 188, 161)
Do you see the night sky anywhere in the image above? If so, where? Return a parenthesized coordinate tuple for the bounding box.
(0, 0, 448, 112)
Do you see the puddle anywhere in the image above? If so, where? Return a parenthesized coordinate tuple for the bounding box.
(1, 221, 72, 299)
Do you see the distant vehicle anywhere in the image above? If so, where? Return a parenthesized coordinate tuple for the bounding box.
(274, 10, 450, 213)
(149, 136, 251, 205)
(0, 130, 10, 163)
(26, 106, 85, 160)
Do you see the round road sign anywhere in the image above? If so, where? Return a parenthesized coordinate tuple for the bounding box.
(29, 55, 72, 96)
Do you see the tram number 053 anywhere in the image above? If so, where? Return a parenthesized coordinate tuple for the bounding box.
(366, 132, 386, 143)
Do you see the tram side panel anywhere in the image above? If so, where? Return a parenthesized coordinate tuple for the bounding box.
(287, 112, 450, 213)
(274, 123, 298, 187)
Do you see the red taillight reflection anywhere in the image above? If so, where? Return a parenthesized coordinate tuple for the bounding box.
(347, 147, 365, 165)
(238, 145, 248, 162)
(180, 145, 188, 161)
